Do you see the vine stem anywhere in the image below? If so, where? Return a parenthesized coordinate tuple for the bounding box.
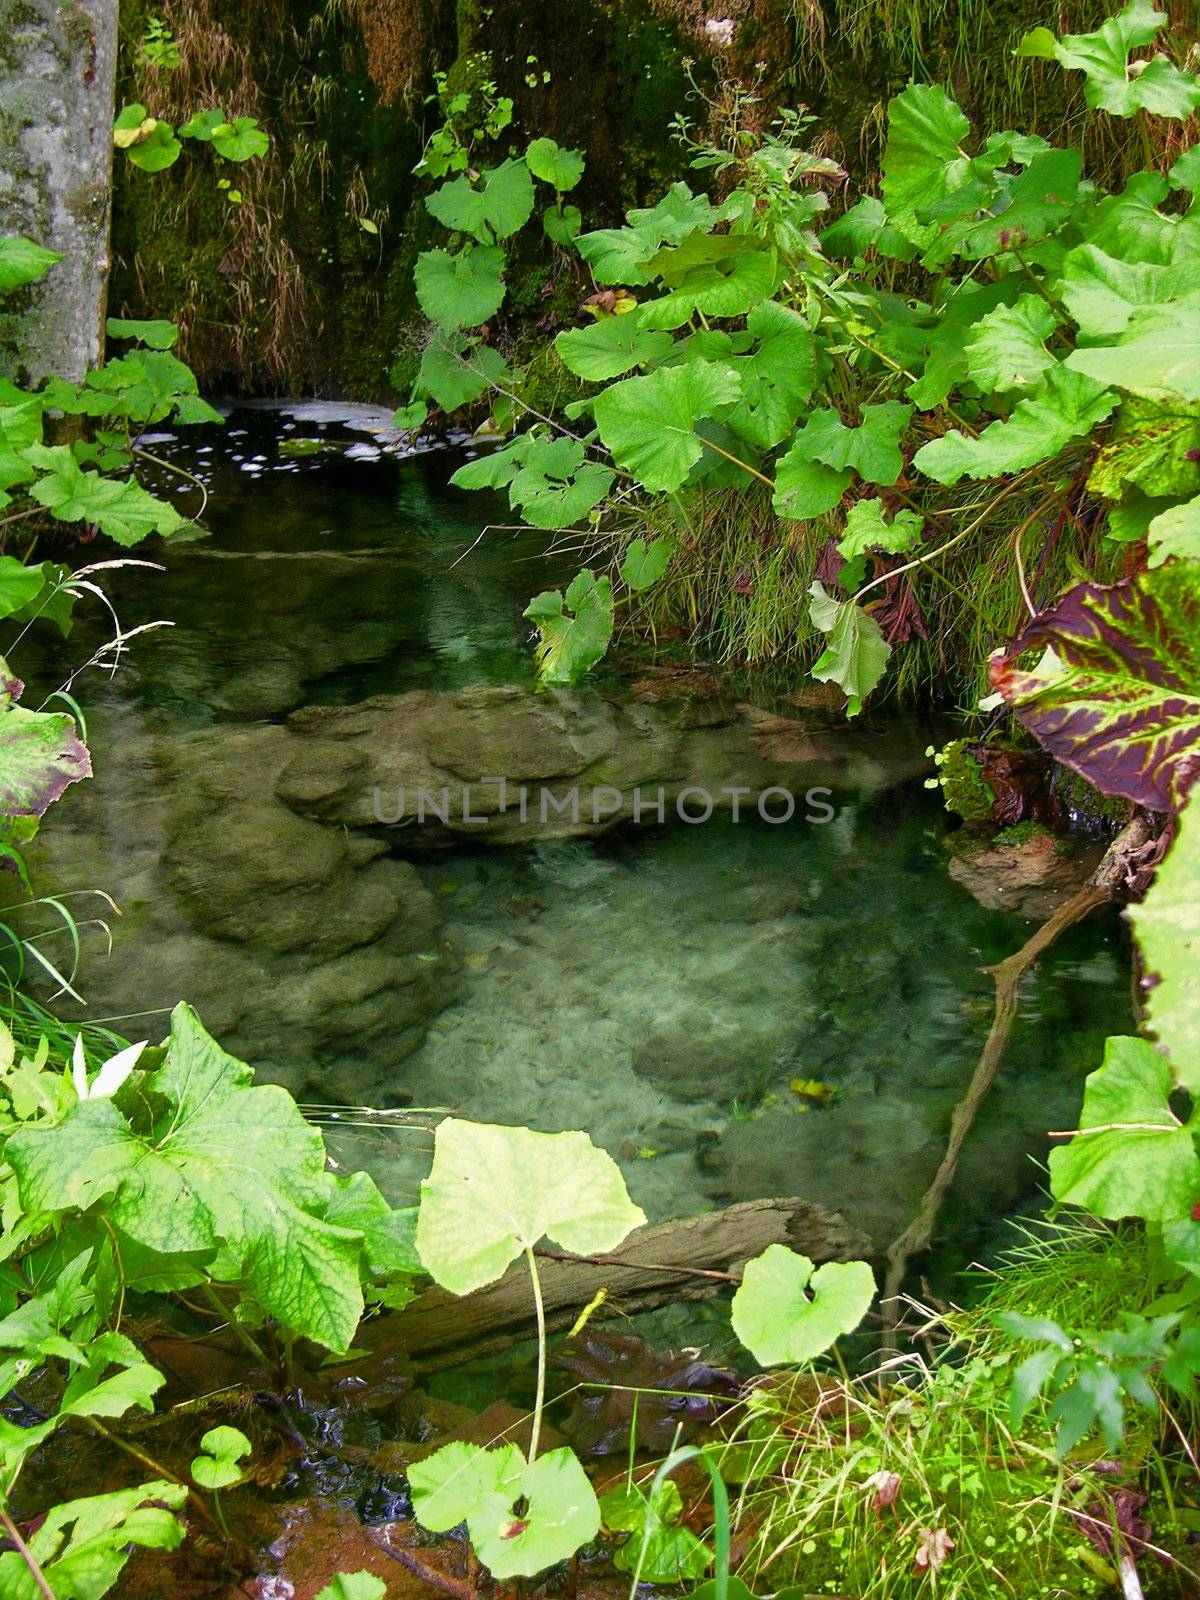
(525, 1245, 547, 1466)
(82, 1418, 225, 1541)
(0, 1502, 56, 1600)
(132, 447, 209, 520)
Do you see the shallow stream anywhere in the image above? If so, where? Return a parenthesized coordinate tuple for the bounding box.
(23, 407, 1132, 1284)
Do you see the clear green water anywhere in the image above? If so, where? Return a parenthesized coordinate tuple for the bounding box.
(23, 408, 1132, 1280)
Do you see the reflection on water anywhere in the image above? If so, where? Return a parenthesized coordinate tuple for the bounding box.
(20, 408, 1132, 1278)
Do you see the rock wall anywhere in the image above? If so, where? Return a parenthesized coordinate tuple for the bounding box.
(0, 0, 117, 383)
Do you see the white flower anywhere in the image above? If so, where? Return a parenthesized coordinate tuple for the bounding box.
(704, 17, 735, 47)
(72, 1034, 146, 1101)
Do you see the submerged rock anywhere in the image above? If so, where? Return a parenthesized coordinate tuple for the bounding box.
(945, 827, 1105, 920)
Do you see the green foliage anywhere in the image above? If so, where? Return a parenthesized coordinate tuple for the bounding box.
(314, 1578, 386, 1600)
(0, 1481, 187, 1599)
(1128, 801, 1200, 1088)
(415, 1117, 645, 1296)
(600, 1478, 712, 1581)
(1016, 0, 1200, 120)
(524, 571, 616, 685)
(730, 1245, 876, 1365)
(0, 236, 62, 294)
(190, 1424, 252, 1489)
(404, 4, 1200, 709)
(113, 103, 270, 173)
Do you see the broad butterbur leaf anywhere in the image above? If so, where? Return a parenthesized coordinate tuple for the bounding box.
(0, 235, 62, 294)
(525, 137, 585, 193)
(105, 317, 178, 349)
(410, 1440, 601, 1580)
(415, 1117, 645, 1295)
(0, 1480, 186, 1599)
(881, 84, 971, 249)
(524, 568, 615, 684)
(1066, 302, 1200, 404)
(600, 1479, 711, 1581)
(989, 564, 1200, 812)
(555, 317, 673, 381)
(731, 1244, 875, 1365)
(426, 159, 535, 244)
(1146, 495, 1200, 566)
(620, 537, 672, 592)
(191, 1423, 252, 1489)
(593, 360, 741, 493)
(1059, 245, 1200, 338)
(1016, 0, 1200, 120)
(415, 246, 506, 330)
(807, 581, 891, 718)
(1048, 1035, 1200, 1220)
(210, 116, 269, 162)
(416, 335, 509, 411)
(915, 367, 1117, 484)
(6, 1004, 369, 1350)
(965, 295, 1058, 393)
(1127, 801, 1200, 1091)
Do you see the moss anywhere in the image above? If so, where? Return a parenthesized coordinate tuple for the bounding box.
(992, 820, 1051, 848)
(931, 739, 995, 825)
(1052, 765, 1134, 834)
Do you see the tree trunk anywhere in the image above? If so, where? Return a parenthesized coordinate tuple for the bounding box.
(359, 1197, 872, 1373)
(0, 0, 118, 384)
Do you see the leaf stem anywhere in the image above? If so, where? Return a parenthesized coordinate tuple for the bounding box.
(525, 1245, 547, 1465)
(199, 1284, 272, 1371)
(0, 1501, 57, 1600)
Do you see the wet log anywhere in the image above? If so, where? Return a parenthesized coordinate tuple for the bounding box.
(360, 1197, 870, 1373)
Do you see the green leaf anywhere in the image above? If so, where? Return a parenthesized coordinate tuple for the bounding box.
(1017, 0, 1200, 120)
(210, 115, 269, 161)
(415, 1117, 645, 1295)
(7, 1004, 367, 1350)
(510, 451, 614, 531)
(125, 120, 182, 172)
(807, 581, 891, 717)
(773, 404, 910, 520)
(555, 317, 674, 382)
(1127, 801, 1200, 1091)
(638, 240, 781, 328)
(0, 557, 49, 621)
(600, 1480, 711, 1582)
(525, 137, 585, 193)
(619, 536, 672, 592)
(0, 668, 91, 818)
(411, 1441, 600, 1580)
(1088, 399, 1200, 501)
(25, 445, 184, 544)
(576, 184, 717, 285)
(0, 1481, 186, 1600)
(415, 246, 506, 330)
(726, 300, 817, 449)
(880, 84, 971, 248)
(1169, 147, 1200, 193)
(523, 569, 615, 684)
(1048, 1036, 1200, 1219)
(1059, 244, 1200, 338)
(1146, 494, 1200, 565)
(177, 108, 225, 141)
(965, 295, 1058, 393)
(914, 366, 1117, 484)
(1066, 301, 1200, 404)
(0, 236, 62, 294)
(315, 1577, 387, 1600)
(924, 148, 1081, 264)
(731, 1244, 876, 1365)
(426, 159, 535, 244)
(544, 204, 582, 245)
(415, 335, 509, 411)
(592, 360, 742, 493)
(989, 562, 1200, 812)
(191, 1424, 251, 1489)
(837, 501, 923, 573)
(393, 400, 428, 431)
(820, 195, 916, 261)
(326, 1171, 421, 1278)
(105, 317, 179, 349)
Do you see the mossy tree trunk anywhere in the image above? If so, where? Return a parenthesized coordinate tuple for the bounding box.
(0, 0, 117, 384)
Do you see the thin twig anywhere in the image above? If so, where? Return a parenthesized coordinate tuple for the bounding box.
(0, 1502, 56, 1600)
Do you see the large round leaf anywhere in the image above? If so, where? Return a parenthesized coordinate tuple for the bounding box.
(415, 1118, 645, 1295)
(731, 1244, 875, 1365)
(414, 246, 506, 330)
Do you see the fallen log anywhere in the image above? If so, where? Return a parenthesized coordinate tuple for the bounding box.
(359, 1196, 870, 1373)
